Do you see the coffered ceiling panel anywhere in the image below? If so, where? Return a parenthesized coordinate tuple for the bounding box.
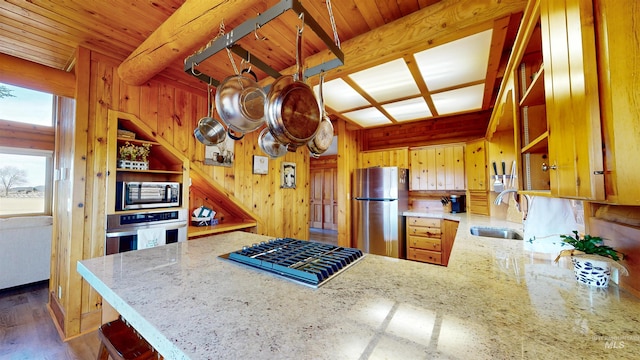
(415, 29, 494, 91)
(348, 59, 420, 102)
(432, 84, 485, 115)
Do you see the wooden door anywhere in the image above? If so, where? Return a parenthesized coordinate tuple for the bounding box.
(322, 168, 337, 230)
(310, 167, 337, 230)
(310, 169, 323, 228)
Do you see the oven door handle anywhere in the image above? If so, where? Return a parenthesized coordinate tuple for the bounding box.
(106, 222, 187, 238)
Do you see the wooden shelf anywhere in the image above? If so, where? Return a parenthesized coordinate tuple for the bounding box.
(188, 220, 257, 238)
(520, 66, 545, 107)
(115, 168, 183, 175)
(521, 130, 549, 154)
(116, 137, 160, 146)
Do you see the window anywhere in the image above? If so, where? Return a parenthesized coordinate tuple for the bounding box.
(0, 149, 53, 216)
(0, 83, 55, 216)
(0, 83, 53, 127)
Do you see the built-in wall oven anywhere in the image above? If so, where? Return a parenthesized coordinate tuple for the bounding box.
(105, 209, 187, 255)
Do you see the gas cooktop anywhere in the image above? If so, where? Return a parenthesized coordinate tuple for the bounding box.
(221, 238, 364, 288)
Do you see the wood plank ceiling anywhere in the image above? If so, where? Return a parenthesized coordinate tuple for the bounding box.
(0, 0, 525, 130)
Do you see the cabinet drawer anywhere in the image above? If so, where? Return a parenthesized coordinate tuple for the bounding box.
(407, 217, 441, 228)
(408, 235, 441, 251)
(408, 226, 441, 238)
(407, 248, 442, 265)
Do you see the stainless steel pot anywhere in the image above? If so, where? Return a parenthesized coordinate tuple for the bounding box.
(216, 69, 266, 140)
(265, 26, 321, 152)
(194, 85, 227, 145)
(258, 127, 288, 159)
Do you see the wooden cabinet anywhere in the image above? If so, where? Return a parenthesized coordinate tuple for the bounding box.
(594, 0, 640, 205)
(106, 110, 189, 214)
(541, 0, 604, 200)
(358, 148, 409, 169)
(409, 145, 465, 191)
(464, 139, 487, 191)
(406, 217, 458, 266)
(513, 0, 604, 199)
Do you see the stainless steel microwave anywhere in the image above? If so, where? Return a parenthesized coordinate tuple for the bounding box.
(115, 181, 180, 210)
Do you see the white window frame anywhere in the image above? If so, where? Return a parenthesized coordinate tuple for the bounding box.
(0, 146, 54, 217)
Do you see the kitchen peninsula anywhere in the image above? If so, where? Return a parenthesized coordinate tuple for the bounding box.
(78, 221, 640, 360)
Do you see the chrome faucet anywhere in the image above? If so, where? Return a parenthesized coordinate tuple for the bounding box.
(494, 189, 532, 219)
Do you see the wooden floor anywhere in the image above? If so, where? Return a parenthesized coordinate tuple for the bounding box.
(0, 281, 100, 360)
(309, 227, 338, 246)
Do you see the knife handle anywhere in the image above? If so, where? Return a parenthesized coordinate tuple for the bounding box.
(492, 162, 498, 176)
(501, 161, 506, 175)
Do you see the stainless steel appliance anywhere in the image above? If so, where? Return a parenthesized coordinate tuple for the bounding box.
(221, 238, 364, 288)
(353, 167, 409, 258)
(105, 209, 187, 255)
(115, 181, 180, 211)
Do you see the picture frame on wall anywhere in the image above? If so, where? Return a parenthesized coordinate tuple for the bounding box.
(204, 136, 234, 167)
(281, 162, 296, 189)
(253, 155, 268, 174)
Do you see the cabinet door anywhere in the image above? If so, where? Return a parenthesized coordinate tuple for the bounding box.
(541, 0, 604, 199)
(465, 139, 486, 191)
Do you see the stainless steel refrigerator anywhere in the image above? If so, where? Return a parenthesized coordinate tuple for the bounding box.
(353, 167, 409, 258)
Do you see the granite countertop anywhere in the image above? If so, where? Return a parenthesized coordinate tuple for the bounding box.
(78, 215, 640, 359)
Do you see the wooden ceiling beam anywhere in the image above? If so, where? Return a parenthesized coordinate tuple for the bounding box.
(117, 0, 254, 86)
(0, 53, 75, 98)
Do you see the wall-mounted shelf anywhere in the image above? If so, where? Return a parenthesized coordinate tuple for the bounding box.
(188, 220, 257, 239)
(521, 130, 548, 154)
(184, 0, 344, 85)
(520, 66, 545, 107)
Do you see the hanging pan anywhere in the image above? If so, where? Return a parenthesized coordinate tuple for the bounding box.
(307, 73, 334, 156)
(194, 84, 227, 146)
(265, 20, 321, 152)
(216, 53, 266, 141)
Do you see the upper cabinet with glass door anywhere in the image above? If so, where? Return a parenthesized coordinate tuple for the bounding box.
(513, 0, 604, 200)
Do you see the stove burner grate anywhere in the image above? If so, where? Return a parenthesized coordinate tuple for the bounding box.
(221, 238, 364, 287)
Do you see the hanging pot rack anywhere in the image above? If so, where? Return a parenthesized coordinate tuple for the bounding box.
(183, 0, 345, 86)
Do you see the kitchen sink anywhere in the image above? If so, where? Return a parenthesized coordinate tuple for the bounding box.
(469, 226, 523, 240)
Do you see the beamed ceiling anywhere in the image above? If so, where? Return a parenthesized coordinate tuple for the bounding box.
(0, 0, 527, 130)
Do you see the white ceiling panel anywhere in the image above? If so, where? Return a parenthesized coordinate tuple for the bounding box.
(432, 84, 485, 115)
(348, 59, 420, 102)
(343, 108, 392, 127)
(414, 30, 493, 91)
(382, 97, 432, 122)
(318, 78, 370, 111)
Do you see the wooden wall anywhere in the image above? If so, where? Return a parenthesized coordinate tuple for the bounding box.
(359, 111, 491, 151)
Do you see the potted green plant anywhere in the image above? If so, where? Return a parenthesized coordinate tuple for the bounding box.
(118, 142, 152, 170)
(554, 231, 627, 288)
